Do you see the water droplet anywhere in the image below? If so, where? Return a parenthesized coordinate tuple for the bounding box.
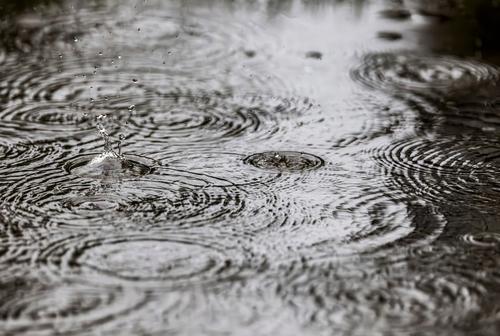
(96, 115, 113, 153)
(244, 50, 256, 58)
(379, 8, 412, 20)
(128, 104, 135, 111)
(132, 78, 138, 83)
(377, 31, 403, 41)
(305, 51, 322, 60)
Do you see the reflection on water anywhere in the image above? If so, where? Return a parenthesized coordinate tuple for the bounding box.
(1, 0, 500, 335)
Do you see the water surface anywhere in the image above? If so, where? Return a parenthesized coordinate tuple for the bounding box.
(1, 0, 500, 335)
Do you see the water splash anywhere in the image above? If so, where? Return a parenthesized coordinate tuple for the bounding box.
(67, 115, 153, 180)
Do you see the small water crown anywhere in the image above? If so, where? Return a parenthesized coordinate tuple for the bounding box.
(85, 115, 126, 177)
(64, 112, 155, 179)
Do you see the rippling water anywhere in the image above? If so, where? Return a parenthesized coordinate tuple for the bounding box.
(1, 0, 500, 335)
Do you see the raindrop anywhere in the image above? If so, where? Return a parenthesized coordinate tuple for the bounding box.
(305, 51, 322, 60)
(379, 8, 412, 20)
(377, 31, 403, 41)
(244, 50, 256, 58)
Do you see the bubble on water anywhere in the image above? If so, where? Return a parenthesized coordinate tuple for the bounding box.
(244, 151, 324, 172)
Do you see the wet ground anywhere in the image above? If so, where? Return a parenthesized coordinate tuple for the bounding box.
(1, 0, 500, 335)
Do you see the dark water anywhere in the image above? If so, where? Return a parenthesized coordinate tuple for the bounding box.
(1, 0, 500, 335)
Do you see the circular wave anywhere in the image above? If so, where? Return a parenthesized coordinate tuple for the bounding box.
(120, 92, 318, 147)
(351, 52, 499, 95)
(35, 233, 253, 289)
(235, 162, 446, 263)
(370, 136, 500, 207)
(0, 79, 316, 145)
(0, 277, 148, 335)
(1, 159, 247, 232)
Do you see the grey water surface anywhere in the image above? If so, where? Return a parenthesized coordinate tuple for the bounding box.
(1, 0, 500, 335)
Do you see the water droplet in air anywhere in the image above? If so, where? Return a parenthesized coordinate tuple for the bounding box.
(305, 51, 322, 60)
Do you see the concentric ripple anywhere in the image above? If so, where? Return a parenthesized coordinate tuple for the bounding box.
(0, 80, 317, 146)
(122, 92, 317, 146)
(35, 233, 253, 289)
(351, 52, 499, 95)
(0, 276, 148, 336)
(244, 151, 324, 172)
(1, 159, 246, 231)
(370, 136, 500, 207)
